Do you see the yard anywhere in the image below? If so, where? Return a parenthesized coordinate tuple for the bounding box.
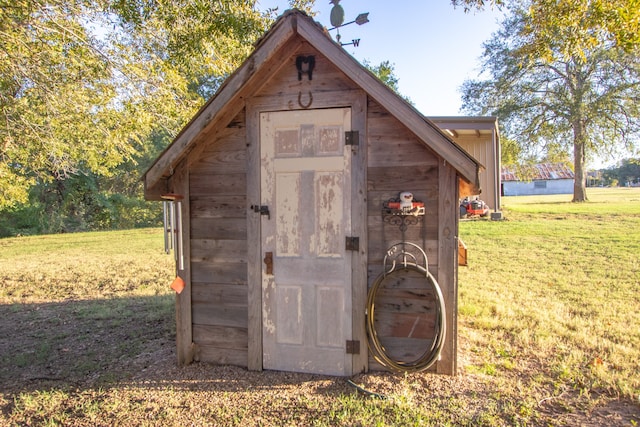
(0, 188, 638, 426)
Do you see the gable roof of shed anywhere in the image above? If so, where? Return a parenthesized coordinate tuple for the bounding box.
(143, 9, 481, 197)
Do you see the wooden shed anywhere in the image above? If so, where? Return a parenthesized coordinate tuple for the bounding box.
(143, 10, 481, 377)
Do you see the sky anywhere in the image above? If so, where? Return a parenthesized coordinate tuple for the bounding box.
(257, 1, 620, 169)
(258, 0, 504, 116)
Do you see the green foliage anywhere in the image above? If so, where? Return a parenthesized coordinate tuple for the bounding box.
(363, 60, 414, 105)
(0, 0, 141, 209)
(284, 0, 316, 15)
(523, 0, 640, 60)
(499, 136, 522, 165)
(452, 0, 640, 57)
(451, 0, 505, 12)
(604, 157, 640, 186)
(363, 60, 400, 92)
(0, 0, 315, 234)
(0, 174, 162, 237)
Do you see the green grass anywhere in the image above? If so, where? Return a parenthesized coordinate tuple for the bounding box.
(459, 188, 640, 403)
(0, 189, 639, 426)
(0, 228, 174, 301)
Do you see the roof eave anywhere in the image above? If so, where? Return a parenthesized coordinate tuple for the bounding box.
(143, 12, 302, 193)
(294, 16, 480, 185)
(143, 10, 481, 194)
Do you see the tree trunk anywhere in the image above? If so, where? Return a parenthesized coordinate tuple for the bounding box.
(572, 122, 588, 202)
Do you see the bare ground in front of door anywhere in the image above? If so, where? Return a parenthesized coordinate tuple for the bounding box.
(1, 299, 636, 426)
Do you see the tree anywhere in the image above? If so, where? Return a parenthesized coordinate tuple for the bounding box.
(363, 60, 413, 105)
(522, 0, 640, 59)
(0, 0, 198, 211)
(0, 0, 313, 218)
(499, 136, 523, 165)
(616, 158, 640, 185)
(364, 60, 400, 92)
(461, 4, 640, 202)
(450, 0, 640, 57)
(451, 0, 504, 11)
(0, 0, 137, 209)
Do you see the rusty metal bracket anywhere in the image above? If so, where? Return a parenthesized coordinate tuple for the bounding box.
(346, 340, 360, 354)
(346, 236, 359, 251)
(264, 252, 273, 275)
(251, 204, 270, 220)
(345, 130, 359, 146)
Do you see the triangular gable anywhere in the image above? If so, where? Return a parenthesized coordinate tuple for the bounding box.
(143, 10, 480, 197)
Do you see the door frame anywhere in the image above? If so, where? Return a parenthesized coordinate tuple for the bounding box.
(246, 90, 368, 374)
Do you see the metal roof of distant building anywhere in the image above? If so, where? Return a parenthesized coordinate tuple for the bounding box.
(501, 163, 575, 181)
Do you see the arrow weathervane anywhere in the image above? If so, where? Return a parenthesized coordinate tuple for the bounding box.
(328, 0, 369, 47)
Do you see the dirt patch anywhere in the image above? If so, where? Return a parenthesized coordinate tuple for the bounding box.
(1, 296, 638, 426)
(0, 296, 172, 394)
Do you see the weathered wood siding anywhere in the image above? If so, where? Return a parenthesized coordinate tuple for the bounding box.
(148, 11, 470, 375)
(454, 134, 499, 210)
(367, 100, 440, 271)
(255, 42, 359, 98)
(367, 100, 456, 373)
(168, 160, 192, 365)
(180, 44, 458, 374)
(188, 111, 249, 367)
(186, 43, 363, 368)
(247, 43, 368, 373)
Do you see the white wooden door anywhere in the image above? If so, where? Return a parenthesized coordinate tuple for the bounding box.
(260, 108, 353, 375)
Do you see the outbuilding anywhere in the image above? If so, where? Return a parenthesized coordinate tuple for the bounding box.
(502, 162, 574, 196)
(144, 10, 481, 376)
(430, 117, 501, 214)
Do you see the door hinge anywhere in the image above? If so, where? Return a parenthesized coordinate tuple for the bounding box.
(346, 340, 360, 354)
(345, 130, 359, 146)
(346, 236, 359, 251)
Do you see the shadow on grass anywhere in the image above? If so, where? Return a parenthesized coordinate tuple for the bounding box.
(0, 295, 350, 397)
(0, 295, 175, 395)
(1, 296, 638, 426)
(0, 295, 357, 425)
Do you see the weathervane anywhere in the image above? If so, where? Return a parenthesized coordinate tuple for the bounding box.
(328, 0, 369, 47)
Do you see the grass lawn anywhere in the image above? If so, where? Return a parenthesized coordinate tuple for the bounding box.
(0, 187, 638, 426)
(458, 187, 640, 423)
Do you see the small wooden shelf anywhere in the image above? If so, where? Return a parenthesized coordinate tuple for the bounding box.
(382, 198, 425, 231)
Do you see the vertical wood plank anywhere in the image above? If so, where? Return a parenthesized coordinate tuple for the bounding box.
(246, 103, 263, 371)
(437, 161, 458, 375)
(172, 160, 193, 365)
(351, 92, 368, 373)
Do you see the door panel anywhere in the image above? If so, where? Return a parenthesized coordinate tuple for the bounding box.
(316, 172, 343, 257)
(274, 172, 301, 256)
(260, 108, 352, 375)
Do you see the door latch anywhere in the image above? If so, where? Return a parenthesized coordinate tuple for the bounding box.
(264, 252, 273, 275)
(346, 236, 359, 251)
(251, 205, 270, 220)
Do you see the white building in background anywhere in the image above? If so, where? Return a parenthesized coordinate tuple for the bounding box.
(501, 163, 575, 196)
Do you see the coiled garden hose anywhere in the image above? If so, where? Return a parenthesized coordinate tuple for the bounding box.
(366, 263, 446, 373)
